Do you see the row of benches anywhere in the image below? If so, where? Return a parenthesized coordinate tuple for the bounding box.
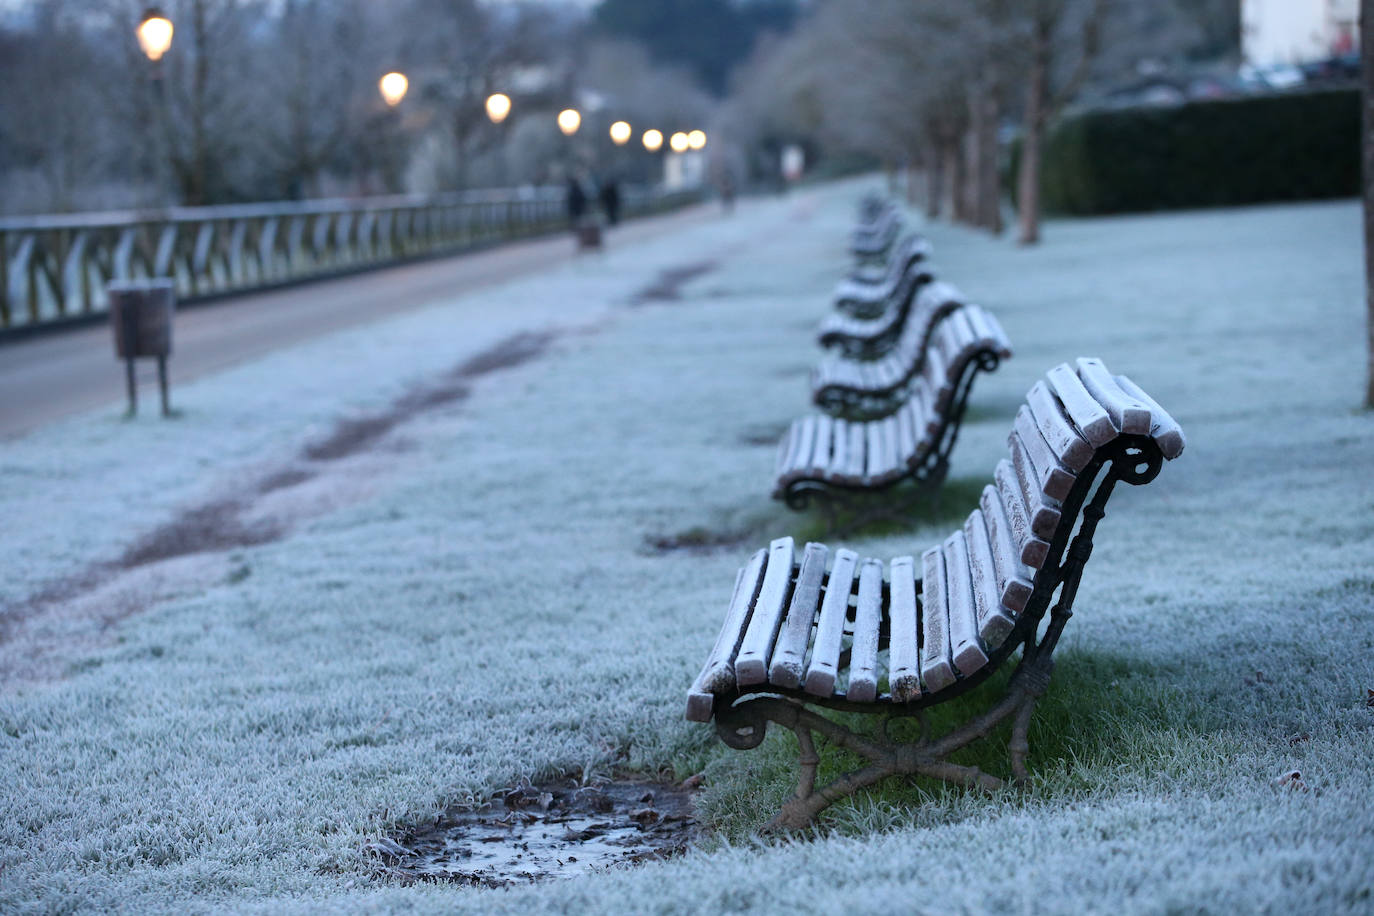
(773, 213, 1014, 529)
(686, 197, 1187, 830)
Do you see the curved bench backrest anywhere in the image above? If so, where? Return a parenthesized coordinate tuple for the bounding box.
(944, 359, 1185, 666)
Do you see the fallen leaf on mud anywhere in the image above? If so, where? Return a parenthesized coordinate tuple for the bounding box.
(629, 807, 660, 825)
(681, 774, 704, 789)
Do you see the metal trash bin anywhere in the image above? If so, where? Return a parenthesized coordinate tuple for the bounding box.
(108, 279, 176, 416)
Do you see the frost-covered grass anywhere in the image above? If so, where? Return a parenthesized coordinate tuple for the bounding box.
(2, 182, 1372, 913)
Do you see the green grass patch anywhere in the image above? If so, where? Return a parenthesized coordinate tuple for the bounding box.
(697, 648, 1224, 839)
(788, 475, 990, 543)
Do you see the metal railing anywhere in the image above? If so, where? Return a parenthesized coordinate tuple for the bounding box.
(0, 186, 703, 330)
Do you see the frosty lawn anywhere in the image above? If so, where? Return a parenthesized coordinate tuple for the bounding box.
(2, 182, 1372, 913)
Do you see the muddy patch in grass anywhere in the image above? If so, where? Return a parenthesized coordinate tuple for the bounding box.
(629, 260, 718, 305)
(737, 421, 790, 447)
(644, 524, 758, 555)
(1, 331, 560, 676)
(371, 778, 700, 887)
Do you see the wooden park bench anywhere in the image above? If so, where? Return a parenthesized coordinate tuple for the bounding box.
(781, 302, 1011, 528)
(818, 258, 936, 361)
(829, 235, 932, 322)
(812, 282, 1010, 420)
(687, 358, 1186, 830)
(850, 204, 902, 266)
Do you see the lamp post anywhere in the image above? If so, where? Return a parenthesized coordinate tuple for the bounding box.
(379, 72, 409, 108)
(688, 129, 707, 151)
(485, 92, 511, 124)
(669, 131, 690, 153)
(557, 108, 582, 136)
(136, 7, 174, 63)
(609, 120, 632, 146)
(642, 129, 663, 152)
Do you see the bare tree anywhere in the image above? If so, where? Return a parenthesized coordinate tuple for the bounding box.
(1012, 0, 1105, 245)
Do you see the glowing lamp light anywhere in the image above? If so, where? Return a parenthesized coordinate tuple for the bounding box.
(687, 129, 707, 150)
(557, 108, 582, 136)
(609, 120, 632, 145)
(137, 8, 174, 62)
(642, 129, 664, 152)
(485, 92, 511, 124)
(379, 72, 409, 107)
(669, 131, 690, 153)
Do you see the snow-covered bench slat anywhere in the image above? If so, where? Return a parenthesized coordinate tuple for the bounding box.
(778, 304, 1012, 526)
(811, 281, 972, 419)
(688, 358, 1186, 829)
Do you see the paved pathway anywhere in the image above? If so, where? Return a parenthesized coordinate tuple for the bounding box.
(0, 205, 714, 438)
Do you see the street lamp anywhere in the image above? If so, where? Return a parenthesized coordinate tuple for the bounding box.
(687, 129, 707, 151)
(136, 7, 173, 62)
(642, 129, 663, 152)
(669, 131, 690, 153)
(485, 92, 511, 124)
(379, 72, 408, 107)
(609, 120, 632, 146)
(557, 108, 581, 136)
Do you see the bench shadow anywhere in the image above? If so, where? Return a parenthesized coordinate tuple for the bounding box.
(788, 475, 990, 544)
(642, 477, 989, 558)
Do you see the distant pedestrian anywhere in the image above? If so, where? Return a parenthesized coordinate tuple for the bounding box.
(599, 179, 621, 227)
(566, 176, 587, 228)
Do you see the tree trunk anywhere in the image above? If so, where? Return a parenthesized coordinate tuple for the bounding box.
(1364, 0, 1374, 407)
(946, 139, 966, 224)
(968, 75, 1003, 235)
(978, 86, 1003, 234)
(925, 141, 944, 220)
(1017, 18, 1052, 246)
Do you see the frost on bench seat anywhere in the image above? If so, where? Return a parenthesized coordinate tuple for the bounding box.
(687, 357, 1186, 830)
(777, 303, 1014, 526)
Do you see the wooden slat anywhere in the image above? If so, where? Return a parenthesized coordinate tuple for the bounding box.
(945, 310, 978, 374)
(920, 546, 956, 693)
(923, 344, 948, 410)
(963, 508, 1017, 649)
(769, 542, 829, 688)
(1046, 363, 1117, 446)
(943, 530, 990, 677)
(979, 307, 1014, 356)
(793, 417, 817, 474)
(804, 549, 859, 697)
(830, 418, 849, 473)
(865, 421, 884, 479)
(845, 423, 866, 478)
(776, 421, 801, 476)
(1026, 380, 1094, 472)
(1113, 374, 1186, 459)
(1077, 358, 1151, 435)
(1007, 432, 1063, 539)
(809, 414, 834, 474)
(888, 556, 921, 702)
(994, 458, 1051, 569)
(1014, 405, 1076, 501)
(847, 559, 884, 702)
(685, 550, 768, 721)
(735, 538, 796, 686)
(978, 484, 1035, 614)
(896, 400, 916, 464)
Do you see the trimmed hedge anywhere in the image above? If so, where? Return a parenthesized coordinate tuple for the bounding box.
(1032, 88, 1359, 215)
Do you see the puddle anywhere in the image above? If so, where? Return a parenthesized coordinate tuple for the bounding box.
(371, 778, 700, 887)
